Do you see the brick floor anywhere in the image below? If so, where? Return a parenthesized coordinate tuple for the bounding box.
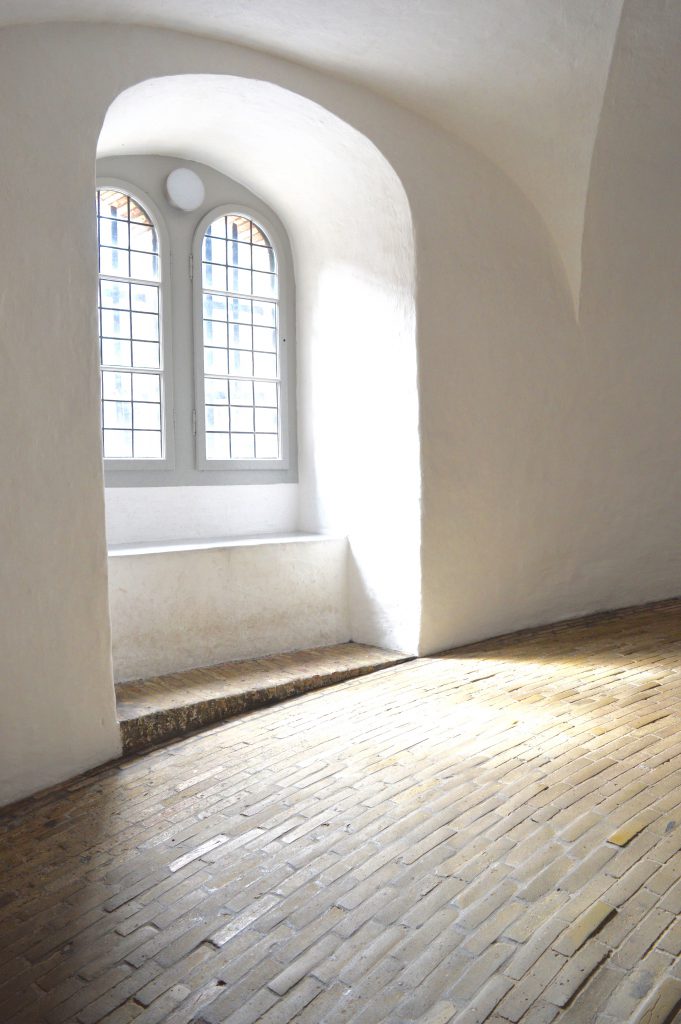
(1, 599, 681, 1023)
(116, 643, 411, 754)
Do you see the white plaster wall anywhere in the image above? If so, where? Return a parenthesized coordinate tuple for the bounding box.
(414, 0, 681, 653)
(414, 152, 589, 652)
(109, 538, 349, 680)
(105, 484, 298, 545)
(575, 0, 681, 609)
(0, 29, 124, 806)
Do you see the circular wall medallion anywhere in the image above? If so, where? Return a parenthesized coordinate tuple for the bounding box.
(166, 167, 205, 212)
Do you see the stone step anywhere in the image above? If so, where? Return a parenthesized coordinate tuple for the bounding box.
(115, 642, 412, 754)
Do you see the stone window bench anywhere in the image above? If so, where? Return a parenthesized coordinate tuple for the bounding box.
(107, 533, 349, 682)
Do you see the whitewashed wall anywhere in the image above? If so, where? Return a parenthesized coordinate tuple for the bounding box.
(105, 485, 298, 545)
(415, 0, 681, 652)
(109, 537, 349, 680)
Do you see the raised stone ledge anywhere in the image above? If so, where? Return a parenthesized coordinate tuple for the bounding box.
(116, 642, 412, 754)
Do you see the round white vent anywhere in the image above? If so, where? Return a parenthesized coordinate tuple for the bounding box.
(166, 167, 205, 212)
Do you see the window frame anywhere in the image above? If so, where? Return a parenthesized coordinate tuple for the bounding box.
(192, 204, 292, 473)
(96, 177, 175, 475)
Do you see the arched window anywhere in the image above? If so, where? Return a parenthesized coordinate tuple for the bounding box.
(198, 212, 282, 463)
(96, 187, 165, 460)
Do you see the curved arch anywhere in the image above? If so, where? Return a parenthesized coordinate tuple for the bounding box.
(98, 73, 421, 652)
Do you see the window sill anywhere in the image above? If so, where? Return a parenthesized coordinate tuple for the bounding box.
(107, 532, 346, 558)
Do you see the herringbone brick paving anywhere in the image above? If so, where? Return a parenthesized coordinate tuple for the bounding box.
(1, 600, 681, 1023)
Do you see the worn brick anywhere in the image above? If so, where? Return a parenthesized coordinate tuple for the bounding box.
(497, 949, 566, 1022)
(553, 901, 616, 956)
(542, 941, 610, 1008)
(631, 977, 681, 1024)
(3, 603, 681, 1024)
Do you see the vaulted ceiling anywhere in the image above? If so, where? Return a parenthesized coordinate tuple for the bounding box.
(1, 0, 628, 301)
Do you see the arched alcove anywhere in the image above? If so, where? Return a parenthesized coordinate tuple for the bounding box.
(98, 75, 421, 655)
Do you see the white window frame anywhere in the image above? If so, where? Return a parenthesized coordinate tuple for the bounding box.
(192, 204, 292, 473)
(97, 178, 175, 474)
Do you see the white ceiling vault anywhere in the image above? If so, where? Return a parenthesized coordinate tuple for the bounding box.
(0, 0, 627, 304)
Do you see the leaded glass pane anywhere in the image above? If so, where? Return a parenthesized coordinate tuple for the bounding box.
(204, 347, 228, 376)
(229, 324, 252, 350)
(132, 341, 160, 369)
(203, 263, 227, 292)
(206, 433, 230, 459)
(102, 401, 132, 429)
(205, 216, 227, 239)
(206, 406, 230, 432)
(132, 372, 160, 403)
(130, 222, 157, 253)
(254, 381, 277, 408)
(134, 431, 161, 458)
(103, 429, 132, 459)
(204, 319, 228, 347)
(229, 350, 253, 377)
(231, 433, 255, 459)
(230, 380, 253, 406)
(255, 407, 278, 434)
(253, 327, 276, 352)
(205, 378, 230, 404)
(134, 402, 161, 430)
(131, 284, 158, 313)
(130, 251, 159, 281)
(228, 267, 252, 294)
(100, 280, 130, 309)
(227, 215, 251, 242)
(231, 406, 254, 433)
(252, 245, 276, 274)
(253, 353, 277, 379)
(100, 246, 129, 278)
(252, 272, 277, 298)
(101, 338, 131, 367)
(131, 311, 159, 341)
(102, 370, 131, 401)
(101, 309, 131, 339)
(255, 434, 278, 459)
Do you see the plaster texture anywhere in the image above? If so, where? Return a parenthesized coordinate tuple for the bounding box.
(105, 484, 298, 545)
(108, 536, 349, 681)
(416, 0, 681, 653)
